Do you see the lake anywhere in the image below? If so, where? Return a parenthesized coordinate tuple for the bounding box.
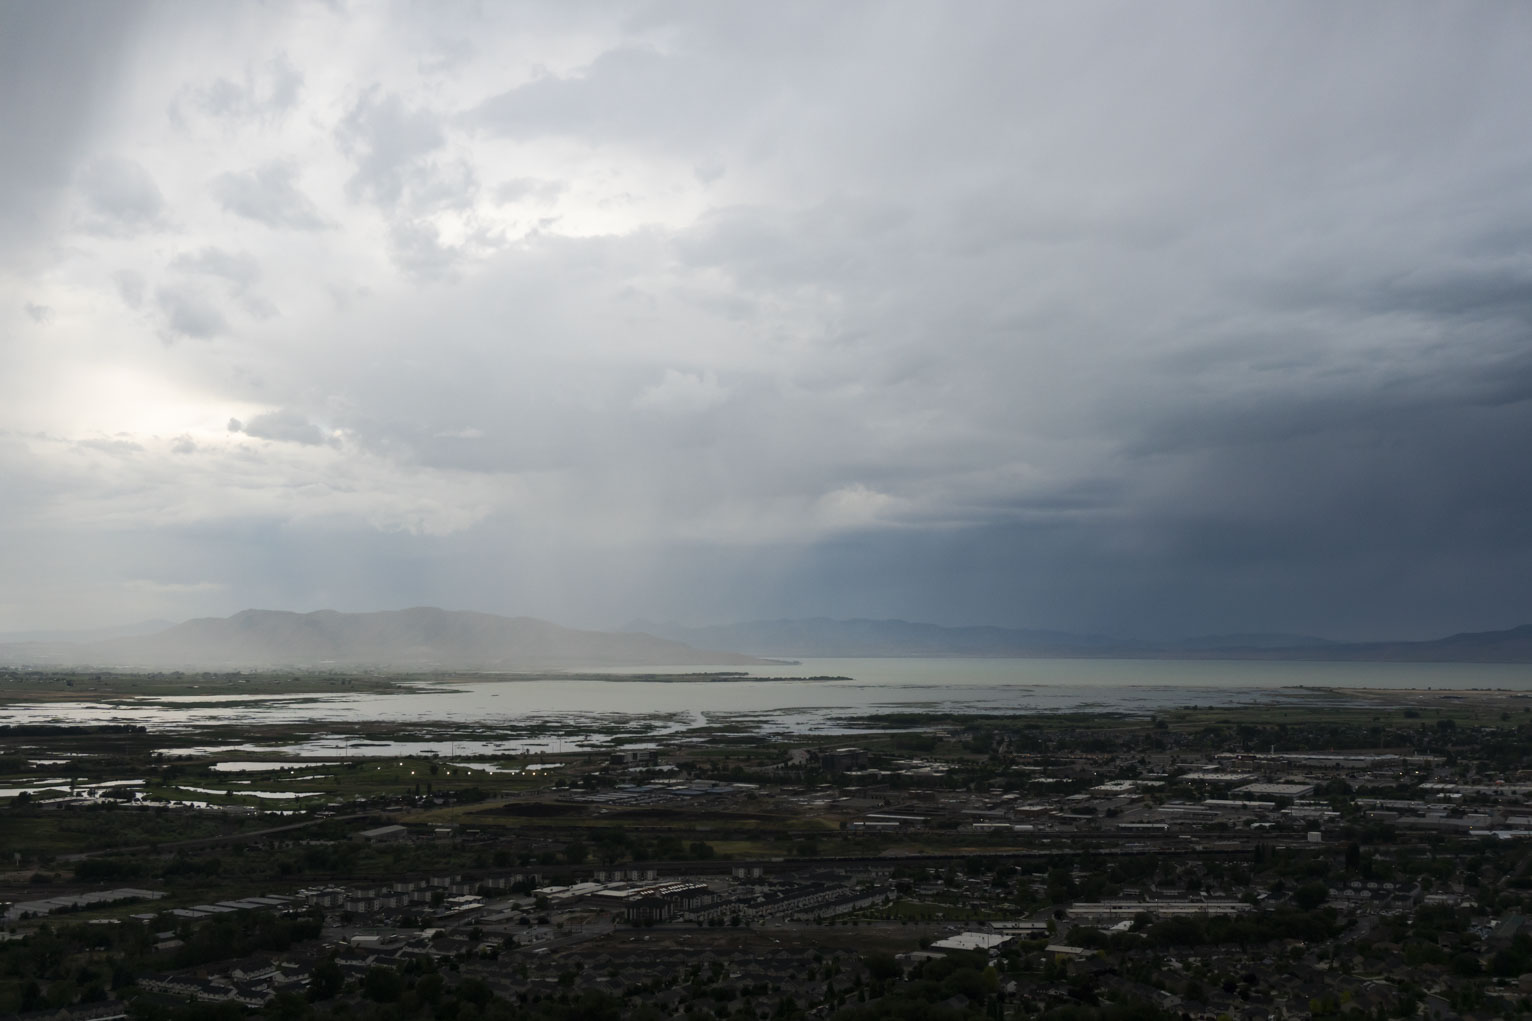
(6, 659, 1532, 753)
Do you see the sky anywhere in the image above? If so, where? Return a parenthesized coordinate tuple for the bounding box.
(2, 1, 1531, 641)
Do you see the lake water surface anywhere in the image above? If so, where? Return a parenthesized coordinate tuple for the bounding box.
(6, 659, 1532, 746)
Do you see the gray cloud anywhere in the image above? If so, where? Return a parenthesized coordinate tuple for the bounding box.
(416, 36, 475, 76)
(493, 177, 564, 204)
(386, 217, 500, 280)
(77, 156, 166, 236)
(170, 246, 261, 290)
(336, 88, 448, 208)
(155, 283, 227, 340)
(387, 219, 459, 279)
(230, 409, 325, 446)
(242, 294, 279, 320)
(112, 269, 146, 308)
(181, 53, 302, 121)
(467, 24, 815, 150)
(76, 437, 143, 456)
(210, 161, 326, 229)
(634, 369, 728, 415)
(24, 302, 53, 324)
(474, 47, 697, 142)
(407, 158, 478, 214)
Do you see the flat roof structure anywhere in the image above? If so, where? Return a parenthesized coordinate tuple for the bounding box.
(1045, 944, 1093, 957)
(991, 921, 1051, 933)
(1232, 782, 1316, 798)
(931, 932, 1011, 952)
(4, 888, 165, 922)
(354, 824, 409, 842)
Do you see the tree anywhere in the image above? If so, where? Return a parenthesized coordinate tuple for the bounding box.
(362, 964, 402, 1003)
(863, 953, 903, 982)
(307, 956, 342, 1001)
(1451, 952, 1482, 978)
(1293, 881, 1329, 912)
(459, 976, 493, 1006)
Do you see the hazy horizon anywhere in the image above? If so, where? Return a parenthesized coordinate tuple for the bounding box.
(5, 604, 1530, 652)
(5, 3, 1532, 641)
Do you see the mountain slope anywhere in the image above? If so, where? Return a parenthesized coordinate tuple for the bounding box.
(1172, 633, 1338, 651)
(9, 608, 766, 670)
(632, 617, 1532, 663)
(1230, 623, 1532, 663)
(631, 617, 1134, 658)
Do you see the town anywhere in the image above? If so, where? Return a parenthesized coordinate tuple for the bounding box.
(5, 680, 1532, 1020)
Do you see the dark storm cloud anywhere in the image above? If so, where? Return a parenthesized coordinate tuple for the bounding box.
(774, 514, 1532, 644)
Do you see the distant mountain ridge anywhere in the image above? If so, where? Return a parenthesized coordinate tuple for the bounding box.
(1173, 633, 1339, 651)
(633, 617, 1532, 663)
(627, 617, 1134, 658)
(0, 608, 765, 671)
(3, 609, 1530, 669)
(1250, 623, 1532, 663)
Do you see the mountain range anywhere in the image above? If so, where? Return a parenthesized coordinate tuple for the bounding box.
(2, 609, 1531, 670)
(0, 608, 765, 671)
(634, 617, 1532, 664)
(628, 617, 1137, 658)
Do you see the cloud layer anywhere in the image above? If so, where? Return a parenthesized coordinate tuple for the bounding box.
(2, 2, 1531, 638)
